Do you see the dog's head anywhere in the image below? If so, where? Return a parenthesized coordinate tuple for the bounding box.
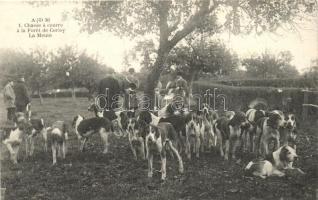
(147, 125, 160, 143)
(72, 115, 84, 129)
(138, 111, 152, 125)
(15, 112, 27, 124)
(136, 120, 149, 139)
(267, 112, 283, 129)
(229, 111, 247, 127)
(127, 118, 138, 133)
(284, 113, 297, 130)
(270, 110, 285, 127)
(279, 145, 298, 164)
(13, 112, 31, 131)
(88, 103, 104, 117)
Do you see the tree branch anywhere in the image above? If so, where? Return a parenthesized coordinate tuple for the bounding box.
(155, 1, 171, 52)
(168, 10, 181, 33)
(168, 0, 217, 49)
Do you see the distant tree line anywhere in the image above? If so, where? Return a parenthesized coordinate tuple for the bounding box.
(0, 46, 114, 102)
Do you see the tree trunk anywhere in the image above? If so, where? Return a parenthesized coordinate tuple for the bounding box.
(189, 70, 199, 96)
(38, 88, 43, 104)
(144, 49, 169, 109)
(72, 87, 76, 101)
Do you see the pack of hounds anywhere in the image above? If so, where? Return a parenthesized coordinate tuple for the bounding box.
(1, 102, 304, 180)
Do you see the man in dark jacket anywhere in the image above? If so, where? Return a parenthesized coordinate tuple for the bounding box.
(14, 77, 30, 113)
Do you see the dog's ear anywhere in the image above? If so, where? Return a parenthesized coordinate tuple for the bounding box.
(139, 111, 152, 124)
(229, 112, 246, 127)
(119, 112, 128, 130)
(254, 110, 265, 122)
(293, 114, 298, 129)
(279, 146, 289, 162)
(154, 126, 160, 139)
(166, 103, 175, 115)
(267, 113, 280, 129)
(62, 123, 69, 134)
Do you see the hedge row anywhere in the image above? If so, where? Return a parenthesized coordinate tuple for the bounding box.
(192, 81, 317, 115)
(212, 78, 318, 88)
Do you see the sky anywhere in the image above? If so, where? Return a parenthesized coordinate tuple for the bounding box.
(0, 1, 317, 73)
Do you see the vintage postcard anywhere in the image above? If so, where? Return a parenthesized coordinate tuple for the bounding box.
(0, 1, 317, 200)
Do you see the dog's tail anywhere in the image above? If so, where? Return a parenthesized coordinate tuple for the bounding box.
(244, 161, 256, 176)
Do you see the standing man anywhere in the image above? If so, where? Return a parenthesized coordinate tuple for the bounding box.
(14, 77, 30, 113)
(124, 68, 139, 112)
(3, 78, 16, 121)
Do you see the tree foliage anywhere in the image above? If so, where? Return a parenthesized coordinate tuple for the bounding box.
(0, 47, 114, 97)
(242, 51, 299, 79)
(168, 37, 239, 81)
(76, 0, 316, 104)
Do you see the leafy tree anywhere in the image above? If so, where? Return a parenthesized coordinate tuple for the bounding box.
(27, 49, 53, 103)
(48, 46, 114, 99)
(303, 59, 318, 88)
(168, 37, 239, 84)
(75, 1, 317, 105)
(242, 51, 299, 79)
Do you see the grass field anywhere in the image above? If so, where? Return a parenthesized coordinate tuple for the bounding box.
(1, 97, 317, 200)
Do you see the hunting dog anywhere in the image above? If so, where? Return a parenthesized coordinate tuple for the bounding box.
(47, 121, 69, 165)
(242, 108, 266, 153)
(280, 113, 298, 149)
(201, 104, 218, 151)
(255, 111, 285, 156)
(127, 113, 147, 160)
(15, 112, 48, 157)
(146, 122, 184, 180)
(1, 113, 47, 164)
(214, 111, 250, 160)
(245, 145, 303, 178)
(88, 103, 128, 137)
(138, 110, 188, 154)
(1, 120, 26, 164)
(185, 112, 202, 159)
(72, 115, 112, 153)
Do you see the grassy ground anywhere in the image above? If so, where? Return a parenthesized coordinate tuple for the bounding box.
(1, 97, 317, 200)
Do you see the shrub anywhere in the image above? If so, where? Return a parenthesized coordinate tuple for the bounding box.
(192, 81, 317, 115)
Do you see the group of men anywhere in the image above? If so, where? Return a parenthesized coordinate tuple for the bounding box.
(3, 77, 30, 121)
(121, 68, 189, 111)
(3, 69, 188, 121)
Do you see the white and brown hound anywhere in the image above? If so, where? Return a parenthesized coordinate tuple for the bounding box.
(255, 111, 285, 156)
(88, 103, 128, 137)
(280, 113, 297, 149)
(242, 108, 266, 153)
(47, 121, 69, 165)
(146, 122, 184, 180)
(127, 116, 147, 160)
(72, 115, 112, 153)
(245, 145, 303, 178)
(1, 123, 25, 164)
(15, 112, 48, 156)
(201, 104, 218, 151)
(214, 111, 249, 160)
(185, 112, 202, 159)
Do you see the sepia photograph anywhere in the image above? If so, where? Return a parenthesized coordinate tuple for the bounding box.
(0, 0, 317, 199)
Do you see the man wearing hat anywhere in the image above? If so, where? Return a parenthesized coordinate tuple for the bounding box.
(124, 68, 139, 111)
(13, 77, 30, 113)
(3, 78, 16, 121)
